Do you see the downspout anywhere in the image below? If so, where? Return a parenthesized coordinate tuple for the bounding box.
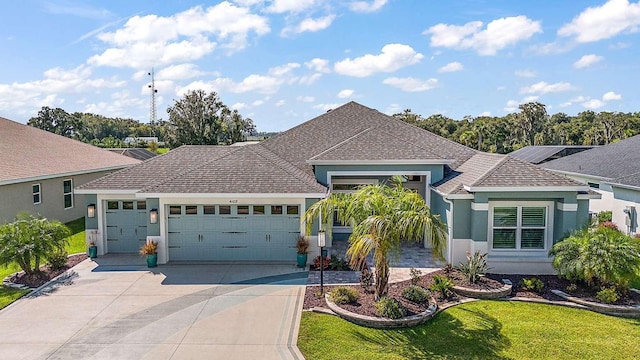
(442, 196, 454, 264)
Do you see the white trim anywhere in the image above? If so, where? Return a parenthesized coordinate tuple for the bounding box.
(307, 159, 453, 165)
(32, 183, 41, 205)
(440, 193, 474, 200)
(75, 189, 141, 195)
(605, 181, 640, 192)
(63, 179, 74, 209)
(577, 193, 602, 200)
(471, 202, 488, 211)
(487, 200, 554, 253)
(139, 192, 327, 198)
(544, 168, 611, 181)
(556, 203, 578, 211)
(0, 165, 133, 186)
(464, 185, 588, 192)
(326, 170, 431, 207)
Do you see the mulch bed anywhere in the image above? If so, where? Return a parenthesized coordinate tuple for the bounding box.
(7, 254, 88, 288)
(304, 270, 640, 318)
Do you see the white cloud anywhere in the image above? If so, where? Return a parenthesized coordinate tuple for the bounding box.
(384, 103, 402, 115)
(84, 90, 145, 117)
(266, 0, 316, 13)
(275, 99, 286, 107)
(296, 95, 315, 102)
(503, 100, 519, 112)
(478, 111, 491, 117)
(232, 102, 248, 110)
(558, 102, 572, 108)
(349, 0, 388, 13)
(334, 44, 424, 77)
(522, 95, 539, 103)
(582, 99, 605, 109)
(521, 81, 575, 94)
(283, 15, 335, 35)
(382, 77, 438, 92)
(252, 99, 265, 106)
(573, 54, 603, 69)
(313, 103, 341, 111)
(571, 95, 588, 102)
(515, 69, 536, 78)
(89, 3, 270, 69)
(178, 72, 283, 95)
(268, 62, 300, 76)
(156, 64, 205, 80)
(298, 73, 323, 85)
(438, 61, 463, 73)
(558, 0, 640, 43)
(337, 89, 354, 98)
(603, 91, 622, 101)
(304, 58, 331, 73)
(425, 16, 542, 55)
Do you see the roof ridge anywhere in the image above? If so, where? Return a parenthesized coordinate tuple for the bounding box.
(468, 153, 509, 186)
(308, 127, 374, 160)
(138, 146, 242, 192)
(250, 145, 326, 189)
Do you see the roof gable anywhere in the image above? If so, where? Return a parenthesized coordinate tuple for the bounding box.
(0, 117, 139, 183)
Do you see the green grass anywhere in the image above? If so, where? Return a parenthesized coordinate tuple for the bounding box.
(0, 217, 86, 310)
(631, 276, 640, 290)
(155, 147, 170, 154)
(298, 301, 640, 360)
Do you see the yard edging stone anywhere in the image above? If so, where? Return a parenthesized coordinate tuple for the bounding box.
(452, 279, 512, 299)
(552, 289, 640, 317)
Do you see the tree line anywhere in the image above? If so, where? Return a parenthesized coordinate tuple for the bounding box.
(393, 102, 640, 153)
(27, 90, 256, 148)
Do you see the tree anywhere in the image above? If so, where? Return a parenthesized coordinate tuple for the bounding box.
(166, 90, 228, 147)
(304, 178, 447, 299)
(28, 107, 83, 139)
(517, 102, 548, 146)
(221, 109, 256, 145)
(0, 213, 70, 276)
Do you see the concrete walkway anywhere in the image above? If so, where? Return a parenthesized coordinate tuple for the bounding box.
(0, 256, 307, 360)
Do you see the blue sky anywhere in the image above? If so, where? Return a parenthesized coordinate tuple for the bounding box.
(0, 0, 638, 132)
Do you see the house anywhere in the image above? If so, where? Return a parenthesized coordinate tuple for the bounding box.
(76, 102, 592, 273)
(0, 117, 140, 224)
(542, 135, 640, 235)
(124, 136, 163, 146)
(508, 145, 595, 164)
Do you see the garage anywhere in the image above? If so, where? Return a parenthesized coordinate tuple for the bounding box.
(105, 200, 148, 253)
(167, 204, 301, 262)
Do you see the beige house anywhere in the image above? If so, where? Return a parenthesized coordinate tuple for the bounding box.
(0, 117, 140, 224)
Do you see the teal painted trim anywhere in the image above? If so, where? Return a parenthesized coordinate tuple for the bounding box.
(452, 199, 472, 239)
(147, 198, 160, 236)
(314, 164, 444, 185)
(84, 194, 98, 229)
(305, 198, 320, 235)
(577, 200, 590, 229)
(613, 187, 640, 203)
(471, 202, 488, 242)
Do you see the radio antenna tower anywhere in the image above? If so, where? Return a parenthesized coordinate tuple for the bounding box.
(148, 68, 158, 124)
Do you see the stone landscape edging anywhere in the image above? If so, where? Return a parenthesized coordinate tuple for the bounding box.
(551, 289, 640, 317)
(452, 279, 513, 299)
(324, 293, 439, 329)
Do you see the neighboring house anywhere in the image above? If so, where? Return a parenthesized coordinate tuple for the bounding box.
(106, 148, 158, 161)
(0, 117, 140, 224)
(77, 102, 592, 274)
(124, 136, 163, 146)
(542, 135, 640, 235)
(509, 145, 595, 164)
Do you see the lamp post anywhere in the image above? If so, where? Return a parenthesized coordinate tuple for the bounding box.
(317, 230, 326, 294)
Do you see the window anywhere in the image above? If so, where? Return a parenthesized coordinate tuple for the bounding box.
(219, 205, 231, 215)
(271, 205, 283, 215)
(588, 182, 600, 189)
(287, 205, 299, 215)
(122, 201, 134, 210)
(331, 178, 378, 193)
(108, 201, 119, 210)
(490, 203, 550, 250)
(186, 205, 198, 215)
(253, 205, 265, 215)
(238, 205, 249, 215)
(169, 206, 182, 215)
(203, 205, 216, 215)
(137, 201, 146, 210)
(32, 184, 41, 205)
(63, 179, 73, 209)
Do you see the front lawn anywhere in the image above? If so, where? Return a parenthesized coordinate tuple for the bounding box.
(298, 301, 640, 360)
(0, 217, 86, 310)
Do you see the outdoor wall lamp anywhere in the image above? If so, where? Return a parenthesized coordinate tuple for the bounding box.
(87, 204, 96, 218)
(149, 208, 158, 224)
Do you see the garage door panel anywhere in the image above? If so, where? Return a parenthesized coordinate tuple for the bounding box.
(106, 201, 146, 253)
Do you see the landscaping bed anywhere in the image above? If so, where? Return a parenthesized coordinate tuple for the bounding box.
(6, 253, 87, 289)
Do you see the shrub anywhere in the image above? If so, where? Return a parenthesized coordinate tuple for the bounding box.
(596, 287, 619, 304)
(330, 286, 359, 304)
(409, 267, 422, 285)
(139, 241, 158, 255)
(296, 236, 309, 254)
(47, 250, 68, 271)
(360, 269, 373, 291)
(457, 251, 490, 284)
(519, 277, 544, 293)
(550, 227, 640, 290)
(596, 210, 613, 223)
(598, 221, 619, 232)
(0, 213, 71, 275)
(313, 255, 330, 270)
(375, 297, 406, 319)
(429, 275, 454, 298)
(329, 255, 350, 270)
(566, 283, 578, 293)
(401, 285, 430, 303)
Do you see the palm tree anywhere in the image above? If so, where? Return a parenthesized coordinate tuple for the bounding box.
(305, 177, 447, 299)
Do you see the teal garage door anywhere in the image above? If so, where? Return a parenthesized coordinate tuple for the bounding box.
(105, 200, 147, 253)
(167, 204, 300, 262)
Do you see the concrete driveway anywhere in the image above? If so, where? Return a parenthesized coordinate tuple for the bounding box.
(0, 256, 307, 360)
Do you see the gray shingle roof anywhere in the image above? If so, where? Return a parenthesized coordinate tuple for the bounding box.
(107, 148, 157, 161)
(0, 117, 139, 184)
(435, 153, 504, 194)
(140, 144, 326, 194)
(608, 171, 640, 189)
(542, 135, 640, 179)
(508, 145, 595, 164)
